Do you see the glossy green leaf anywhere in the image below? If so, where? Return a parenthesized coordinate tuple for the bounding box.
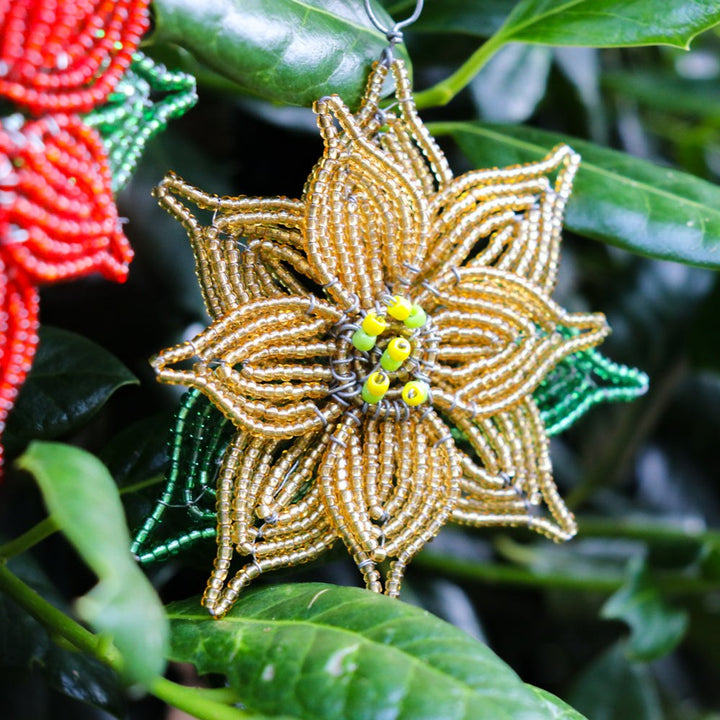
(436, 121, 720, 268)
(4, 327, 137, 457)
(530, 688, 587, 720)
(496, 0, 720, 48)
(601, 558, 688, 661)
(0, 555, 125, 717)
(84, 52, 197, 192)
(388, 0, 515, 36)
(393, 0, 720, 46)
(16, 442, 168, 685)
(168, 584, 586, 720)
(149, 0, 410, 108)
(568, 644, 662, 720)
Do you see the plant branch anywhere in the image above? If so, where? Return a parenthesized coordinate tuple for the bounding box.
(579, 516, 720, 548)
(413, 34, 506, 109)
(0, 517, 58, 559)
(149, 677, 254, 720)
(0, 561, 121, 667)
(414, 550, 720, 595)
(0, 472, 165, 559)
(0, 561, 260, 720)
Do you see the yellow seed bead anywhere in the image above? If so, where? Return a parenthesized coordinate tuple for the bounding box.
(361, 311, 387, 336)
(402, 380, 430, 406)
(366, 370, 390, 396)
(386, 337, 411, 363)
(387, 295, 412, 321)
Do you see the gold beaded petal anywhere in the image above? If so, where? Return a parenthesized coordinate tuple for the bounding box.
(151, 59, 609, 617)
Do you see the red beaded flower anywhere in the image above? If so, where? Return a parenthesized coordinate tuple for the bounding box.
(0, 0, 150, 115)
(0, 0, 151, 468)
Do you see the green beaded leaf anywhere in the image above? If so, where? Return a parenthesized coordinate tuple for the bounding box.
(134, 348, 648, 561)
(133, 344, 648, 562)
(131, 389, 231, 564)
(85, 52, 197, 192)
(536, 347, 649, 436)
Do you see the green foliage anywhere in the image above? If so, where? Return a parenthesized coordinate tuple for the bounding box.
(149, 0, 410, 107)
(442, 122, 720, 268)
(168, 584, 584, 719)
(568, 644, 663, 720)
(2, 1, 720, 719)
(0, 555, 125, 716)
(494, 0, 720, 49)
(15, 443, 168, 685)
(4, 327, 137, 457)
(601, 558, 688, 661)
(402, 0, 720, 47)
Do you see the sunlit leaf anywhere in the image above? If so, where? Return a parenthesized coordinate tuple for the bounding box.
(436, 122, 720, 268)
(168, 584, 587, 719)
(16, 442, 168, 685)
(149, 0, 410, 107)
(498, 0, 720, 48)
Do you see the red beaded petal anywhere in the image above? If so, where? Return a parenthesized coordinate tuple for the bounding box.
(0, 114, 133, 283)
(0, 0, 150, 114)
(0, 257, 39, 470)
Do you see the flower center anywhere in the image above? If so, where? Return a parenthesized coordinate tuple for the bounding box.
(330, 294, 439, 417)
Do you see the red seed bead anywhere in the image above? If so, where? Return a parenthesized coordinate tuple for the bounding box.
(0, 258, 39, 470)
(0, 0, 151, 114)
(0, 114, 133, 283)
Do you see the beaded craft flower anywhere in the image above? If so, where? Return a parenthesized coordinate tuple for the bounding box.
(0, 0, 149, 114)
(0, 0, 153, 467)
(151, 58, 612, 617)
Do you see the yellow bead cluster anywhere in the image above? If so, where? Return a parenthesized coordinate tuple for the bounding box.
(150, 56, 610, 618)
(352, 295, 430, 406)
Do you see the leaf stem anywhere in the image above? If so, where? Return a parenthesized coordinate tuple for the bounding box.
(579, 516, 720, 548)
(0, 471, 165, 559)
(414, 551, 720, 595)
(0, 562, 259, 720)
(149, 677, 253, 720)
(413, 33, 506, 109)
(0, 560, 121, 668)
(0, 517, 58, 559)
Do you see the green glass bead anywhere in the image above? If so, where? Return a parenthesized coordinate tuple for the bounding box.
(361, 385, 384, 404)
(380, 351, 403, 372)
(352, 328, 376, 351)
(404, 304, 427, 328)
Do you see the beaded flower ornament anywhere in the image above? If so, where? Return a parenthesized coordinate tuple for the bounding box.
(133, 48, 650, 618)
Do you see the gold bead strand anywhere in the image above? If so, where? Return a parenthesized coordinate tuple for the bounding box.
(202, 433, 247, 612)
(391, 59, 453, 188)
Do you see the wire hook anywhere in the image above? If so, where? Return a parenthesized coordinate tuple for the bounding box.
(364, 0, 424, 62)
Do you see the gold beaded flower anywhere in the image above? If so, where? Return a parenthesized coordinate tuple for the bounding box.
(152, 59, 609, 617)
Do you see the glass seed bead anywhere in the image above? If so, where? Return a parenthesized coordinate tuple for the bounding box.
(380, 353, 403, 372)
(404, 304, 427, 329)
(352, 328, 376, 351)
(365, 370, 390, 396)
(361, 385, 384, 404)
(361, 311, 386, 336)
(386, 337, 411, 362)
(401, 380, 430, 406)
(387, 295, 412, 321)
